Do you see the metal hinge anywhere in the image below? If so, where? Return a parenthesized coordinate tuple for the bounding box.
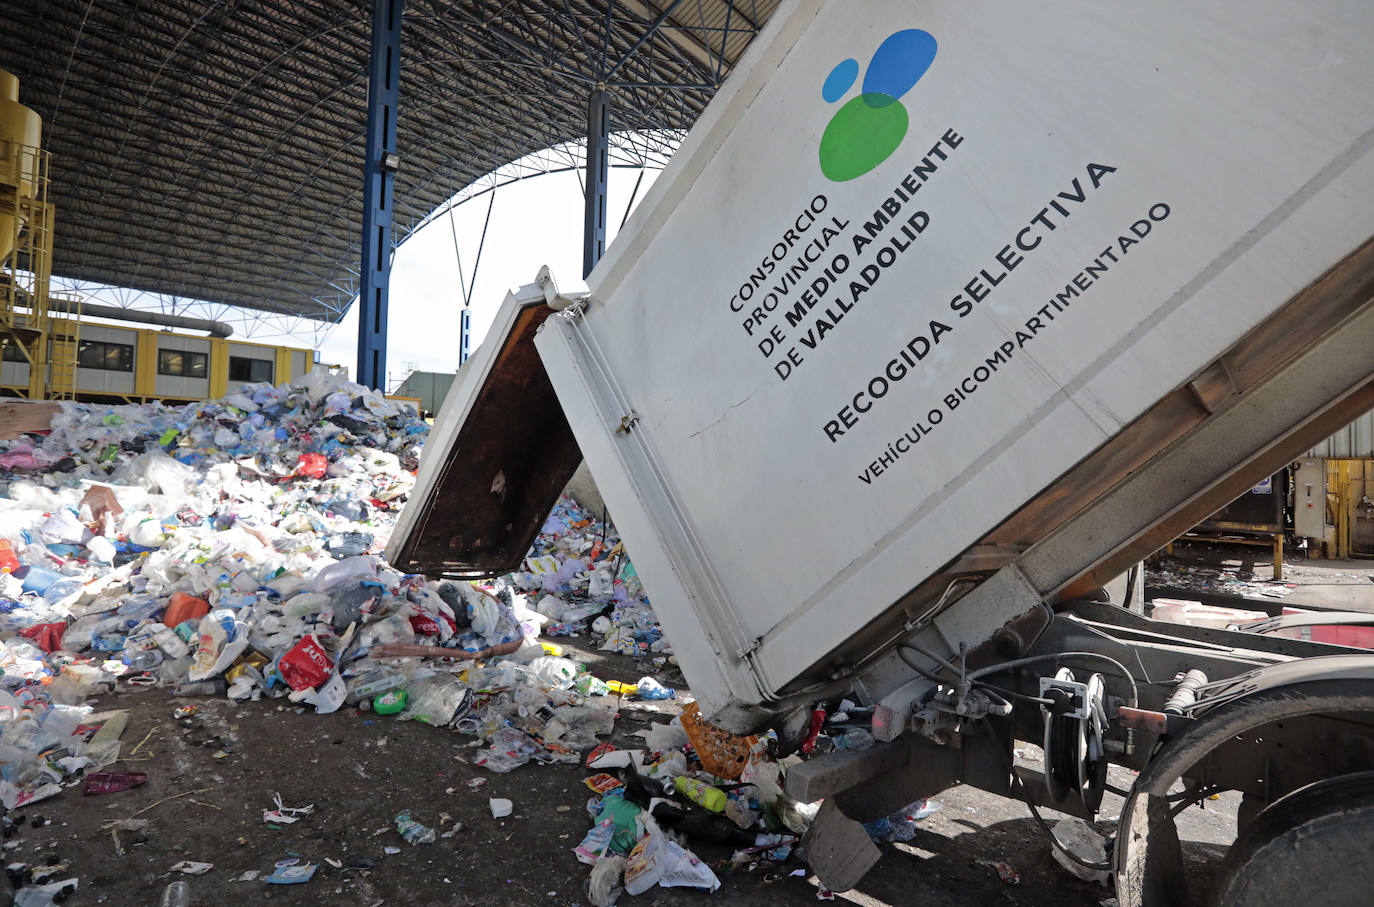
(615, 410, 640, 434)
(736, 638, 761, 659)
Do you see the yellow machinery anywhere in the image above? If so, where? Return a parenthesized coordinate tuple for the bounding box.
(1329, 459, 1374, 559)
(0, 69, 77, 400)
(1, 70, 310, 405)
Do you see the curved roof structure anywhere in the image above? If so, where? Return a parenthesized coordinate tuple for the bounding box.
(0, 0, 778, 321)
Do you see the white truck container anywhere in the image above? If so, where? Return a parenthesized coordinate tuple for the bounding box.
(391, 1, 1374, 902)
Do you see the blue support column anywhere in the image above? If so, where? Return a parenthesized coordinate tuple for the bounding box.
(582, 89, 610, 279)
(356, 0, 404, 390)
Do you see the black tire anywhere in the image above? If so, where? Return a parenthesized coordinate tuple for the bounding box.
(1214, 771, 1374, 906)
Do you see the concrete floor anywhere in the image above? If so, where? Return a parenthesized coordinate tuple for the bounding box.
(1149, 541, 1374, 612)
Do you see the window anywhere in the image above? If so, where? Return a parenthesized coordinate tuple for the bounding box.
(157, 349, 208, 378)
(1, 341, 26, 363)
(228, 356, 273, 383)
(77, 340, 134, 372)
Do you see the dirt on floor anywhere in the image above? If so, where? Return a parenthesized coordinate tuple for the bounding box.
(4, 639, 1138, 907)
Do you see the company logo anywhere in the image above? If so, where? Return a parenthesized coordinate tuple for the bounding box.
(819, 29, 937, 182)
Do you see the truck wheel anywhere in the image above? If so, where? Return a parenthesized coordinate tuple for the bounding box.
(1214, 771, 1374, 906)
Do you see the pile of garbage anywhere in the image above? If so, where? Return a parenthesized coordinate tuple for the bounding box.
(0, 371, 445, 805)
(0, 370, 940, 902)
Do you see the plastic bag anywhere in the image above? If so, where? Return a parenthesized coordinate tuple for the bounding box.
(623, 824, 668, 895)
(293, 453, 327, 479)
(187, 610, 250, 682)
(637, 720, 690, 753)
(574, 819, 616, 865)
(545, 705, 616, 750)
(277, 634, 335, 691)
(597, 794, 644, 853)
(585, 854, 625, 906)
(313, 556, 376, 594)
(658, 840, 721, 891)
(403, 674, 471, 726)
(526, 655, 579, 690)
(17, 623, 65, 654)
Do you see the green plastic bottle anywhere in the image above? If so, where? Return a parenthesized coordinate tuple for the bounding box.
(373, 689, 408, 715)
(674, 776, 726, 813)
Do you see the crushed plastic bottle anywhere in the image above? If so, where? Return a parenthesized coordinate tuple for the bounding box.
(160, 880, 191, 906)
(636, 677, 676, 700)
(394, 810, 436, 845)
(122, 649, 164, 671)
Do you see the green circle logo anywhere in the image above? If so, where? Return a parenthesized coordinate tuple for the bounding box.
(819, 29, 938, 182)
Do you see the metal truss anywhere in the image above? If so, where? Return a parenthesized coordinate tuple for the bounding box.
(0, 0, 774, 326)
(47, 127, 680, 350)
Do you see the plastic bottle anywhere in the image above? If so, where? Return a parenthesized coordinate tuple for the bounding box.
(160, 880, 191, 907)
(834, 728, 875, 751)
(122, 649, 164, 671)
(18, 566, 61, 596)
(173, 678, 226, 697)
(14, 886, 75, 907)
(153, 625, 191, 659)
(346, 667, 407, 703)
(0, 539, 19, 574)
(674, 776, 727, 813)
(636, 677, 676, 700)
(373, 689, 408, 715)
(394, 810, 436, 845)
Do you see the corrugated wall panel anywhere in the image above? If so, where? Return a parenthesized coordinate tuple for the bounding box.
(1305, 407, 1374, 458)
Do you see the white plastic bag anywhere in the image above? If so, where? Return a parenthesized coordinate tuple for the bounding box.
(187, 610, 250, 682)
(526, 656, 579, 690)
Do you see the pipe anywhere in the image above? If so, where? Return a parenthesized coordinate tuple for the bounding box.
(47, 298, 233, 338)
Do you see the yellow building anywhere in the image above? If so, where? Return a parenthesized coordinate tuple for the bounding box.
(0, 314, 314, 404)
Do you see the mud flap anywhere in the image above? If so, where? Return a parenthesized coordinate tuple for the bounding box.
(802, 798, 881, 892)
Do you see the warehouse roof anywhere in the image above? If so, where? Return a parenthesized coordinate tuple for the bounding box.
(0, 0, 776, 321)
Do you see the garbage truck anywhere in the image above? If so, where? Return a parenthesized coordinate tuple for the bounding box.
(388, 0, 1374, 902)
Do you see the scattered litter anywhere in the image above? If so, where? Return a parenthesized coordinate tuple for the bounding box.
(83, 771, 148, 796)
(262, 793, 315, 825)
(489, 798, 514, 819)
(395, 810, 436, 845)
(264, 859, 317, 884)
(161, 880, 191, 907)
(863, 798, 942, 842)
(975, 860, 1021, 885)
(169, 861, 213, 875)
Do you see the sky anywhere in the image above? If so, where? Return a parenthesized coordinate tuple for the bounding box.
(316, 163, 661, 390)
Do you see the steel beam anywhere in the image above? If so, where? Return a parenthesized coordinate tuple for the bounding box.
(357, 0, 404, 390)
(582, 89, 611, 278)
